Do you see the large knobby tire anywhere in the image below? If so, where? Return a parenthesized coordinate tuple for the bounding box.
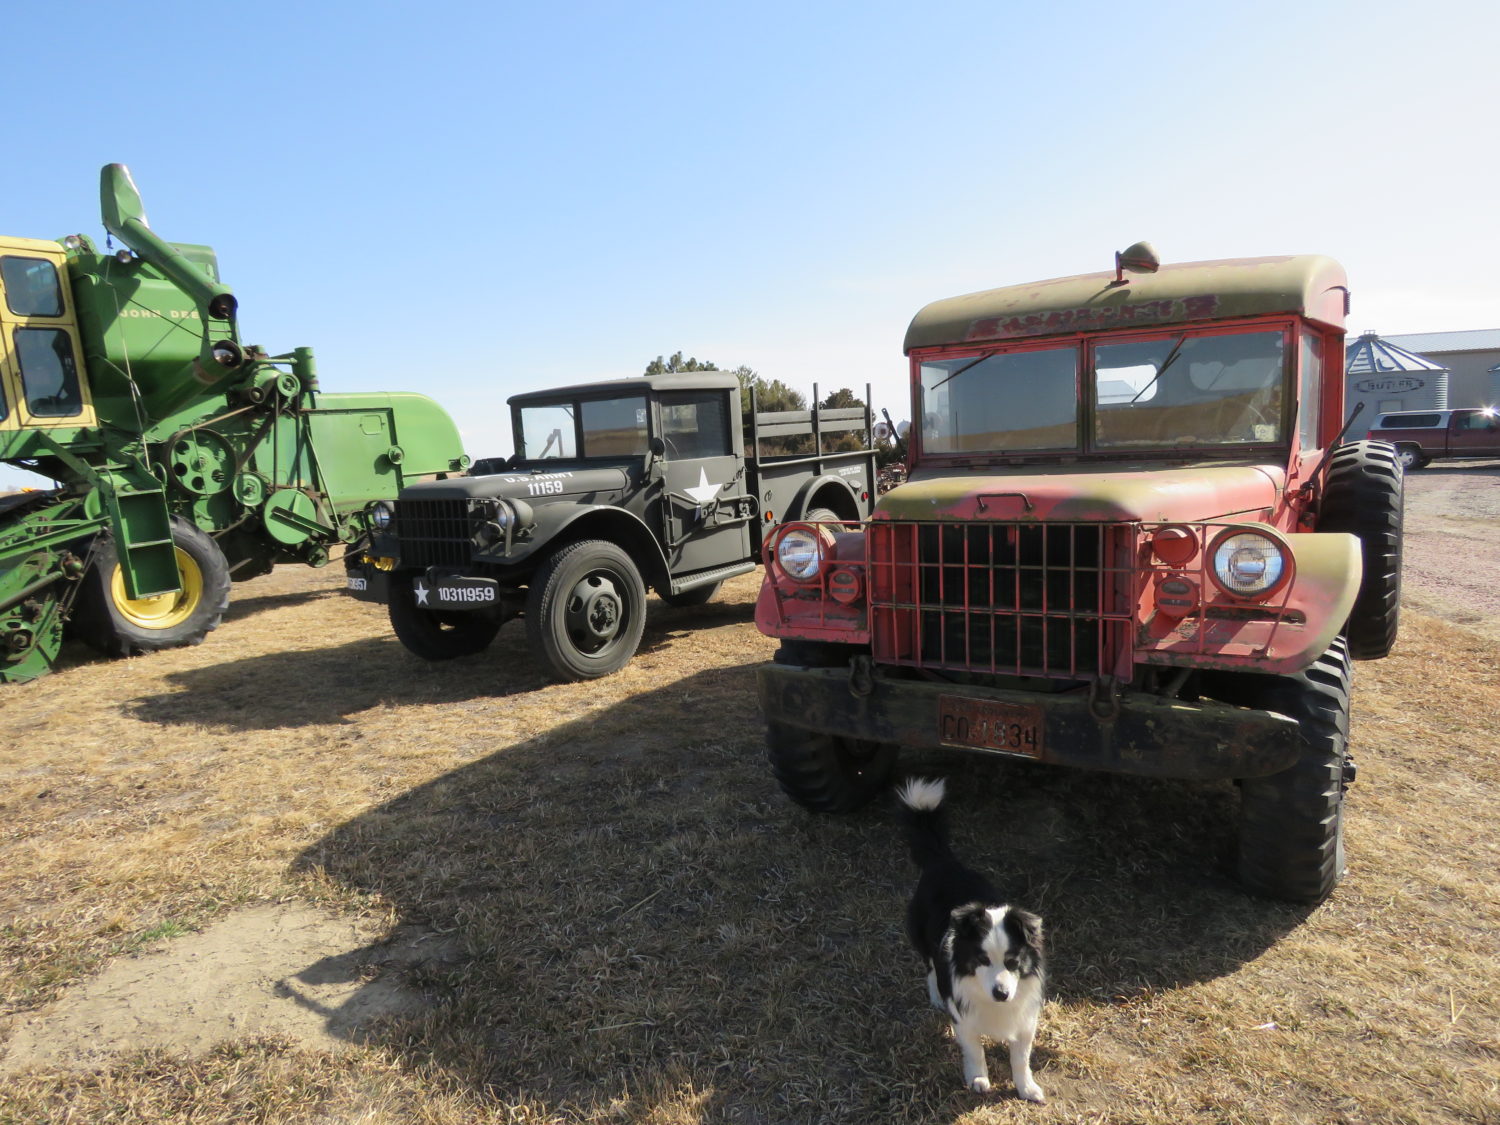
(766, 721, 896, 813)
(388, 578, 502, 660)
(1235, 637, 1354, 904)
(660, 580, 722, 608)
(1318, 440, 1403, 660)
(72, 517, 232, 657)
(804, 506, 840, 524)
(526, 540, 647, 680)
(764, 639, 895, 812)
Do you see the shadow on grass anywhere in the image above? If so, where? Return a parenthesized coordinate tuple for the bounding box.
(285, 662, 1315, 1121)
(220, 585, 336, 625)
(125, 596, 757, 729)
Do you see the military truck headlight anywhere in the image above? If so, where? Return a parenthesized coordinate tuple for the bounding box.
(1209, 529, 1288, 598)
(776, 525, 826, 581)
(371, 501, 395, 531)
(493, 498, 533, 530)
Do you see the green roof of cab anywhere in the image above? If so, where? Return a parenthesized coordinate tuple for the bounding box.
(904, 254, 1348, 354)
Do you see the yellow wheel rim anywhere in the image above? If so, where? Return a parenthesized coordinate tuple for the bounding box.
(109, 547, 205, 630)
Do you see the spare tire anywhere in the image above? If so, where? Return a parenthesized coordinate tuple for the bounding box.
(1317, 440, 1403, 660)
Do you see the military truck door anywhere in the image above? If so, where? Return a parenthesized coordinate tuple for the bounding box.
(655, 388, 751, 572)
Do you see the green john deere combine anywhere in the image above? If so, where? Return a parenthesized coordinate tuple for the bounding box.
(0, 164, 467, 683)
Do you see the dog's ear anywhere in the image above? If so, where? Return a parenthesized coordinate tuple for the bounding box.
(1009, 908, 1044, 954)
(948, 902, 991, 944)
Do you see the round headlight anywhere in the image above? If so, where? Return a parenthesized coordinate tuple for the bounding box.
(776, 525, 825, 581)
(371, 501, 395, 531)
(491, 500, 516, 530)
(1210, 530, 1287, 597)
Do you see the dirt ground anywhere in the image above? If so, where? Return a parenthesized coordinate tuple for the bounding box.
(1398, 460, 1500, 639)
(1, 460, 1497, 1123)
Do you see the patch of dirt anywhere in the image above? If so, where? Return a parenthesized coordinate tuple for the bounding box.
(2, 462, 1488, 1098)
(1398, 461, 1500, 641)
(1, 904, 447, 1072)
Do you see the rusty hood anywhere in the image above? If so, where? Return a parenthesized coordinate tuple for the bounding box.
(875, 462, 1288, 523)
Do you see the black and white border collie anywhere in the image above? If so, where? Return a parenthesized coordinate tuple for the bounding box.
(898, 777, 1047, 1102)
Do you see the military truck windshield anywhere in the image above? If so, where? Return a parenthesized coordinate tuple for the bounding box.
(517, 395, 649, 460)
(1094, 330, 1285, 449)
(920, 346, 1078, 453)
(918, 328, 1286, 456)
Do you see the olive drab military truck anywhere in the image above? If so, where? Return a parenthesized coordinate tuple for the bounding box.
(0, 165, 467, 683)
(346, 372, 876, 681)
(754, 244, 1404, 904)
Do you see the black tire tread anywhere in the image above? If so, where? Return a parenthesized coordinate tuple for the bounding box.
(1318, 440, 1403, 661)
(1236, 637, 1353, 903)
(70, 517, 232, 658)
(388, 580, 502, 661)
(525, 539, 647, 681)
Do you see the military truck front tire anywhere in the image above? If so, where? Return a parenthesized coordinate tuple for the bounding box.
(388, 580, 502, 660)
(73, 517, 232, 657)
(1318, 440, 1403, 660)
(526, 540, 647, 680)
(1233, 637, 1353, 904)
(765, 721, 896, 813)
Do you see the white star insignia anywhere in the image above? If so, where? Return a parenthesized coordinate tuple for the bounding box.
(414, 581, 430, 606)
(683, 467, 722, 506)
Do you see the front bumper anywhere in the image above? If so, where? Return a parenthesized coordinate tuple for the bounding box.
(756, 662, 1303, 781)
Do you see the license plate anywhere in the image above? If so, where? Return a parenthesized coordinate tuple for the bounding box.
(938, 695, 1044, 758)
(346, 575, 368, 592)
(416, 575, 498, 609)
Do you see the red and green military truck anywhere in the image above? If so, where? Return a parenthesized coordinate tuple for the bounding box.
(754, 244, 1403, 903)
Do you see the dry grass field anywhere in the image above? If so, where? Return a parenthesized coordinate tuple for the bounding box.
(2, 464, 1498, 1124)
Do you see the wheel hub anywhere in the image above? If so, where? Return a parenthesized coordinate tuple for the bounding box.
(569, 575, 622, 643)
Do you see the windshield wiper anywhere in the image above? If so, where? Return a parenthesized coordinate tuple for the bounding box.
(1128, 334, 1188, 404)
(929, 354, 991, 392)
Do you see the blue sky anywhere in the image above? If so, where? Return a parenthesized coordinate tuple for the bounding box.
(4, 0, 1496, 484)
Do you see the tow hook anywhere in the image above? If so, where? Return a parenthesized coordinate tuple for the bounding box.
(1088, 675, 1121, 721)
(848, 654, 874, 698)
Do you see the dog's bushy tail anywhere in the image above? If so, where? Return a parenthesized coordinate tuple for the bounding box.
(897, 776, 955, 870)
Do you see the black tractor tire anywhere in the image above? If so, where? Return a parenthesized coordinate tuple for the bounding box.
(71, 517, 232, 657)
(1234, 637, 1354, 904)
(388, 578, 502, 660)
(766, 720, 896, 813)
(525, 540, 647, 681)
(660, 580, 722, 608)
(1318, 440, 1403, 660)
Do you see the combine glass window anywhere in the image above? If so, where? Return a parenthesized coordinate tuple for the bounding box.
(1, 257, 64, 318)
(15, 328, 83, 417)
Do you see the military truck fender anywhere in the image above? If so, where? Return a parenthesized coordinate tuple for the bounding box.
(72, 516, 231, 657)
(789, 475, 863, 523)
(514, 505, 672, 592)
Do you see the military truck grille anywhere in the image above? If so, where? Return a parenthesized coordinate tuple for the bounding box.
(394, 499, 473, 569)
(867, 521, 1135, 681)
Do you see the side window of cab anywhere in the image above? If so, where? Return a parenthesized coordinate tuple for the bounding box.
(0, 254, 87, 420)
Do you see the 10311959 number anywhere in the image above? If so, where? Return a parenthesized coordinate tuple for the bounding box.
(937, 695, 1044, 758)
